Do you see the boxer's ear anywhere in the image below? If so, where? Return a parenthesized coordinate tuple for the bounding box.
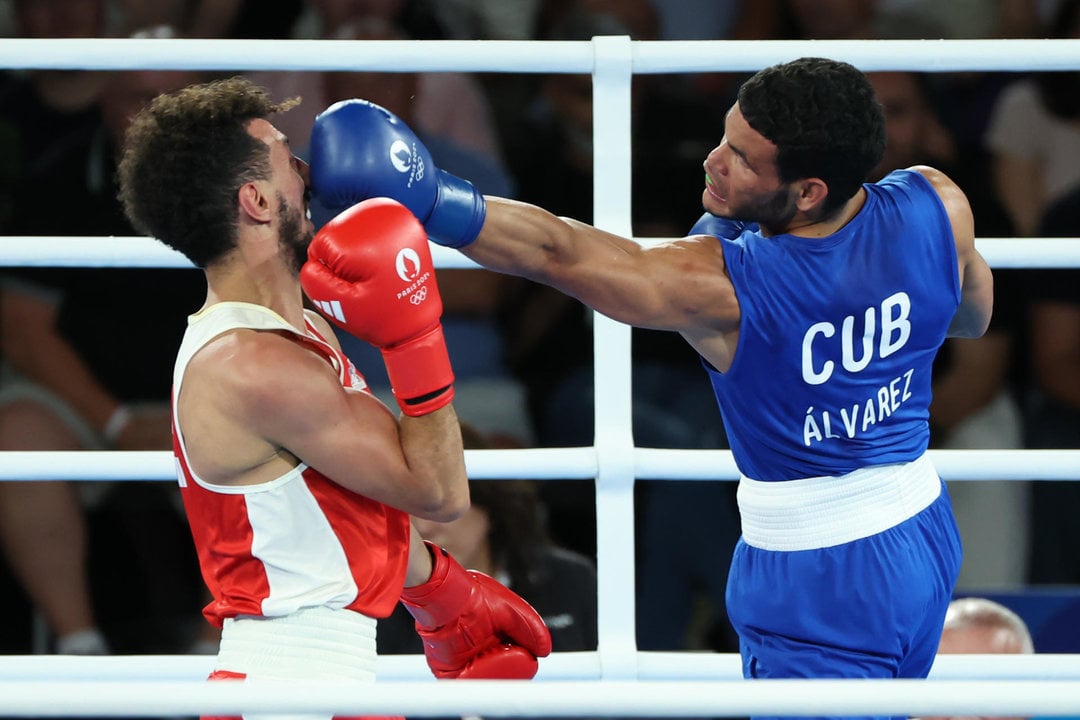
(795, 177, 829, 214)
(238, 181, 272, 224)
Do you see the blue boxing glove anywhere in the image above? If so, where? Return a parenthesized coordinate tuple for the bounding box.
(688, 211, 755, 240)
(310, 99, 486, 249)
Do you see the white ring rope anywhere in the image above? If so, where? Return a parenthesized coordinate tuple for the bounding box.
(4, 654, 1080, 718)
(3, 652, 1080, 682)
(1, 37, 1080, 73)
(3, 236, 1080, 269)
(1, 448, 1078, 481)
(2, 36, 1079, 717)
(1, 679, 1080, 718)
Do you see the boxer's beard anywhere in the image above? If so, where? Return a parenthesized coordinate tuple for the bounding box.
(277, 193, 314, 275)
(732, 185, 797, 230)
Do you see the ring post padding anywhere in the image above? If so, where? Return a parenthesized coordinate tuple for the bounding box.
(590, 34, 639, 680)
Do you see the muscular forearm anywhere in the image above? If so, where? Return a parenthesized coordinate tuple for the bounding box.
(397, 405, 469, 522)
(461, 197, 576, 281)
(404, 524, 435, 587)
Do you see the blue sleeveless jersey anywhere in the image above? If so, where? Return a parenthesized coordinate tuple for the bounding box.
(704, 169, 961, 480)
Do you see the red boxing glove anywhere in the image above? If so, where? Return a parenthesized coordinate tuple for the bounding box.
(401, 542, 552, 679)
(301, 198, 454, 416)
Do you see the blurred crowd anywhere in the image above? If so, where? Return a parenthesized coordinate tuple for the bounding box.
(0, 0, 1076, 669)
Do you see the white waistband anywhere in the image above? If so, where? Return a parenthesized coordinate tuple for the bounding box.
(737, 454, 941, 551)
(216, 606, 378, 681)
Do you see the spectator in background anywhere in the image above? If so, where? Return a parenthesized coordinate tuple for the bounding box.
(1023, 183, 1080, 585)
(319, 15, 512, 203)
(247, 0, 503, 166)
(649, 0, 751, 41)
(111, 0, 303, 38)
(912, 0, 1042, 190)
(919, 597, 1035, 720)
(0, 58, 209, 655)
(290, 0, 449, 40)
(0, 0, 111, 229)
(765, 0, 1024, 185)
(0, 0, 124, 656)
(878, 0, 1043, 39)
(378, 422, 597, 654)
(867, 69, 1031, 592)
(757, 0, 948, 41)
(2, 0, 112, 104)
(938, 597, 1035, 655)
(428, 0, 543, 40)
(984, 0, 1080, 236)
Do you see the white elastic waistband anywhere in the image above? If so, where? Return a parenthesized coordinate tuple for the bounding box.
(737, 454, 941, 551)
(216, 606, 378, 681)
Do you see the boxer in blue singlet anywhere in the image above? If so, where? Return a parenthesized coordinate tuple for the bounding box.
(306, 56, 995, 720)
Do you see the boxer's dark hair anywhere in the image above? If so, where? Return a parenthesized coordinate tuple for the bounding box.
(738, 57, 885, 219)
(118, 76, 299, 267)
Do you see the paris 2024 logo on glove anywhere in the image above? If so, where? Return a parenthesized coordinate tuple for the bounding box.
(389, 139, 425, 189)
(394, 247, 431, 305)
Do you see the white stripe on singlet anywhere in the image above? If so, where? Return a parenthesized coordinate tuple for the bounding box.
(737, 453, 942, 551)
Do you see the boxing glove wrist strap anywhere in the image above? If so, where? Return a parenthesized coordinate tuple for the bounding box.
(380, 325, 455, 417)
(402, 384, 453, 408)
(427, 170, 487, 249)
(400, 542, 468, 628)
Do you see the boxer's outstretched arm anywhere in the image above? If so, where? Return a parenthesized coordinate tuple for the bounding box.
(464, 197, 739, 336)
(307, 99, 738, 336)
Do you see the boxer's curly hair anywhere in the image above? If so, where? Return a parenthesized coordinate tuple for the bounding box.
(738, 57, 885, 219)
(118, 76, 299, 268)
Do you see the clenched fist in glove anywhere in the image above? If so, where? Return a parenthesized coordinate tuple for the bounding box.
(687, 211, 756, 240)
(309, 99, 486, 249)
(300, 197, 454, 416)
(401, 541, 552, 679)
